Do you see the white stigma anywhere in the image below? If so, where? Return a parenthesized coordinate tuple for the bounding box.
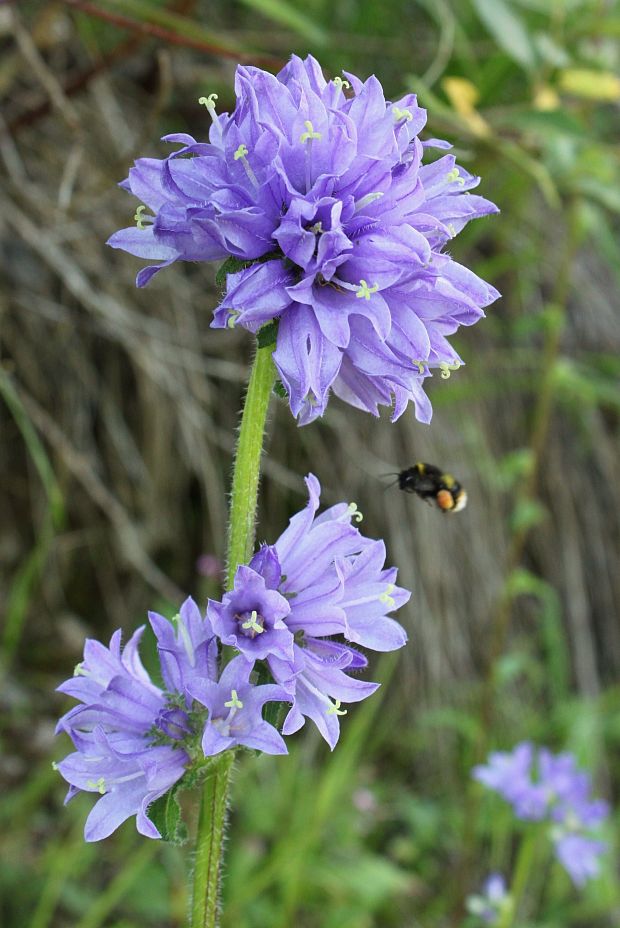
(356, 279, 379, 300)
(233, 143, 259, 188)
(439, 360, 461, 379)
(224, 689, 244, 710)
(347, 501, 363, 523)
(326, 698, 347, 716)
(241, 610, 264, 635)
(446, 167, 465, 186)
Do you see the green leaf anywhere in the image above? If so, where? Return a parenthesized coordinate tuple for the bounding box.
(273, 379, 288, 399)
(470, 0, 536, 70)
(510, 498, 546, 533)
(215, 256, 252, 290)
(238, 0, 328, 45)
(256, 320, 279, 349)
(148, 786, 188, 845)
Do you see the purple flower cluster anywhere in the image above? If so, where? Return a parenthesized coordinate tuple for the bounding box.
(473, 743, 609, 886)
(56, 476, 409, 839)
(108, 55, 499, 425)
(209, 473, 409, 748)
(56, 600, 288, 841)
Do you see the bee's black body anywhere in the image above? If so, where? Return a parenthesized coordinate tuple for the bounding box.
(397, 462, 467, 513)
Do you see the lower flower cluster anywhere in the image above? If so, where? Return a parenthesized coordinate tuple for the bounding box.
(55, 475, 409, 840)
(473, 742, 609, 886)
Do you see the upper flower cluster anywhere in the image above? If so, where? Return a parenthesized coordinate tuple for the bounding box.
(473, 743, 609, 886)
(55, 476, 410, 839)
(108, 55, 499, 424)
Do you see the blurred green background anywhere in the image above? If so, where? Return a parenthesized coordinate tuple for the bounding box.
(1, 0, 619, 925)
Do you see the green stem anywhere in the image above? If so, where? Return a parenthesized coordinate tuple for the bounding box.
(226, 343, 277, 591)
(189, 343, 276, 928)
(500, 828, 544, 928)
(191, 754, 235, 928)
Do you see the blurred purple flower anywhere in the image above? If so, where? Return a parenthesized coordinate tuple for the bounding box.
(108, 55, 499, 425)
(553, 833, 608, 888)
(466, 873, 510, 925)
(473, 742, 609, 886)
(196, 553, 223, 580)
(473, 742, 548, 820)
(206, 473, 410, 748)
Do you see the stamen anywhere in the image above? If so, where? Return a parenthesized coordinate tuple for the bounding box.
(51, 761, 59, 771)
(326, 698, 347, 716)
(224, 689, 244, 710)
(300, 120, 322, 143)
(446, 222, 457, 238)
(241, 609, 264, 635)
(412, 359, 427, 373)
(439, 360, 461, 379)
(134, 205, 149, 230)
(86, 777, 107, 795)
(234, 144, 248, 161)
(393, 106, 413, 122)
(347, 502, 363, 523)
(379, 583, 396, 609)
(333, 77, 351, 90)
(446, 167, 465, 186)
(73, 662, 88, 677)
(309, 221, 323, 234)
(227, 310, 240, 329)
(356, 279, 379, 300)
(354, 191, 384, 213)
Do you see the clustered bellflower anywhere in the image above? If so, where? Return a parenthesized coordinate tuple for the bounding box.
(473, 743, 609, 886)
(209, 473, 410, 748)
(55, 477, 410, 838)
(56, 600, 289, 841)
(108, 55, 499, 425)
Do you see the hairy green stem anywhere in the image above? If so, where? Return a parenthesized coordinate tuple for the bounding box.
(190, 343, 275, 928)
(226, 343, 277, 590)
(190, 753, 235, 928)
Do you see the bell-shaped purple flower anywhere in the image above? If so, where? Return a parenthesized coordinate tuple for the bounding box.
(148, 596, 219, 698)
(188, 655, 290, 756)
(108, 55, 499, 425)
(55, 627, 190, 841)
(207, 566, 294, 663)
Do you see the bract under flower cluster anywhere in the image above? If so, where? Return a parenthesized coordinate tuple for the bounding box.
(108, 55, 499, 425)
(56, 476, 410, 839)
(473, 743, 609, 886)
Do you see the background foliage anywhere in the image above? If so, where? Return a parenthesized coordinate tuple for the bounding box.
(1, 0, 619, 925)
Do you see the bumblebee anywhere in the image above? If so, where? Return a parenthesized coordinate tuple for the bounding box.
(396, 462, 467, 513)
